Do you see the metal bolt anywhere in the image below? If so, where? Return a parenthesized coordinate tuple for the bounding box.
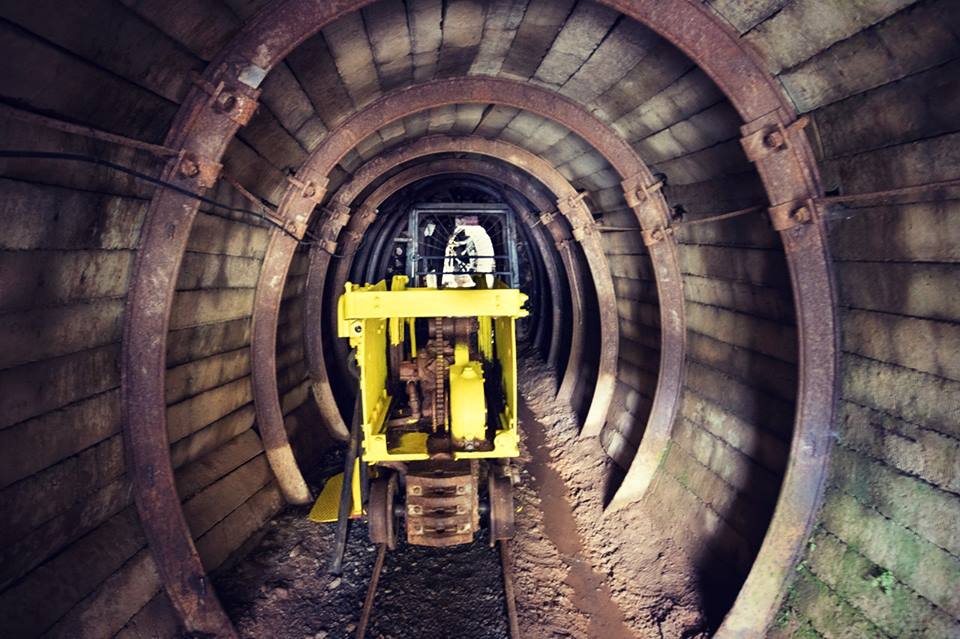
(214, 91, 238, 113)
(791, 205, 811, 224)
(179, 156, 200, 178)
(650, 228, 665, 242)
(302, 183, 317, 199)
(764, 129, 786, 149)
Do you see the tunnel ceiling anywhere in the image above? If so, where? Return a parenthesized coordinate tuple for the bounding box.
(224, 1, 747, 213)
(1, 1, 959, 638)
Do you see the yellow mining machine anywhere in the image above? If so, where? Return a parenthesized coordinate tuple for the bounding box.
(312, 203, 527, 568)
(333, 275, 526, 548)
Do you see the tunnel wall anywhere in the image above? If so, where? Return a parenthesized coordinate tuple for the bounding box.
(640, 177, 797, 621)
(0, 1, 957, 637)
(707, 1, 960, 636)
(557, 8, 800, 614)
(0, 2, 321, 636)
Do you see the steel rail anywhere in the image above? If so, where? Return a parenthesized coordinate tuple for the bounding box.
(352, 539, 517, 639)
(0, 101, 179, 157)
(354, 543, 387, 639)
(500, 540, 521, 639)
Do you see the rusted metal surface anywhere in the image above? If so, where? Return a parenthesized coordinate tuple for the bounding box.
(368, 474, 398, 550)
(555, 191, 619, 439)
(250, 173, 328, 505)
(502, 194, 566, 373)
(118, 3, 365, 633)
(488, 466, 516, 543)
(405, 462, 480, 547)
(714, 108, 836, 639)
(0, 102, 179, 157)
(303, 200, 352, 442)
(820, 176, 960, 208)
(355, 543, 387, 639)
(251, 229, 313, 505)
(578, 4, 838, 635)
(499, 540, 521, 639)
(121, 65, 259, 638)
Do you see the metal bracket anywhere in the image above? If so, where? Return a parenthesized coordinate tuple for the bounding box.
(357, 208, 377, 226)
(571, 221, 597, 243)
(192, 72, 260, 127)
(283, 217, 309, 240)
(287, 174, 328, 205)
(557, 191, 588, 215)
(318, 237, 338, 255)
(768, 198, 816, 231)
(741, 116, 809, 163)
(621, 175, 664, 208)
(538, 210, 556, 226)
(323, 202, 351, 232)
(642, 226, 673, 246)
(342, 229, 364, 246)
(176, 150, 222, 189)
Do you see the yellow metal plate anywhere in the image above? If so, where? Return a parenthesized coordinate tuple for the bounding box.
(307, 460, 363, 523)
(339, 279, 523, 463)
(340, 287, 528, 320)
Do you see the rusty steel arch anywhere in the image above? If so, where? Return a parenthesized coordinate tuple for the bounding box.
(299, 135, 612, 443)
(310, 159, 575, 434)
(120, 1, 835, 635)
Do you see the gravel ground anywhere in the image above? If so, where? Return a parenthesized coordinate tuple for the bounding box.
(215, 511, 508, 639)
(213, 355, 706, 638)
(517, 358, 708, 638)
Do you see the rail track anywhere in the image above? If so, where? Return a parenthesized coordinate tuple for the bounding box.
(353, 540, 520, 639)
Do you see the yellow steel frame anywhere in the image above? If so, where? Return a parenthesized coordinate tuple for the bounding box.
(338, 277, 527, 463)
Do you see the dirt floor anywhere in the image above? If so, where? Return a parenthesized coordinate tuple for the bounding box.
(214, 356, 706, 638)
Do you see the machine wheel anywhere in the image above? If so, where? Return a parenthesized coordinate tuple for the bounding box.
(369, 472, 398, 550)
(488, 467, 515, 544)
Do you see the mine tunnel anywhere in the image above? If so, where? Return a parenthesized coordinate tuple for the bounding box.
(0, 1, 958, 637)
